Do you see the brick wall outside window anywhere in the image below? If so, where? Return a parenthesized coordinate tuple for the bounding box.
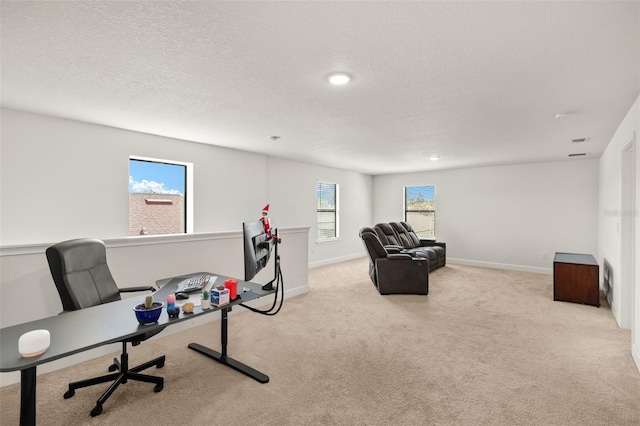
(129, 193, 185, 236)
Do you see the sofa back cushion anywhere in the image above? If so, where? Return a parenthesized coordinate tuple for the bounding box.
(390, 222, 415, 249)
(374, 223, 402, 247)
(400, 222, 423, 247)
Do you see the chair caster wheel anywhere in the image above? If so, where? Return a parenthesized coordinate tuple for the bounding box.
(108, 364, 118, 372)
(157, 360, 165, 369)
(90, 406, 102, 417)
(154, 383, 163, 393)
(63, 389, 75, 399)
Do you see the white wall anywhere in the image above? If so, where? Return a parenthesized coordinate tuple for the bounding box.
(0, 108, 371, 266)
(636, 96, 640, 376)
(0, 228, 310, 327)
(266, 156, 373, 268)
(374, 160, 599, 273)
(0, 109, 269, 244)
(598, 95, 639, 369)
(599, 97, 638, 329)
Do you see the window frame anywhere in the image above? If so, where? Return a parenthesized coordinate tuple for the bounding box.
(129, 155, 194, 235)
(316, 181, 339, 242)
(403, 184, 436, 237)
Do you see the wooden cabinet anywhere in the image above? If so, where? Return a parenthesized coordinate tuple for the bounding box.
(553, 253, 600, 307)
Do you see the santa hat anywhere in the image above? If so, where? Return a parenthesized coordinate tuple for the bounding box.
(262, 204, 270, 213)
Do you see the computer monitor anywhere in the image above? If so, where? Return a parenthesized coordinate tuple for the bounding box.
(243, 220, 273, 282)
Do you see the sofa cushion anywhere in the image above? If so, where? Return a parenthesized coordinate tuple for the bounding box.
(366, 222, 446, 274)
(390, 222, 416, 249)
(374, 223, 403, 247)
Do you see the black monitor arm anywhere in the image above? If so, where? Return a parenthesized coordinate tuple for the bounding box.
(262, 229, 280, 291)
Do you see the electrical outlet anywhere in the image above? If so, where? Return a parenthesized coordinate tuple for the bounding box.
(541, 252, 548, 260)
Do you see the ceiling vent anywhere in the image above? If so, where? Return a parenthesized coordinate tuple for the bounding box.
(568, 152, 589, 157)
(571, 138, 589, 144)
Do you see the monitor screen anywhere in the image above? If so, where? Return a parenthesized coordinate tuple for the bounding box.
(243, 220, 272, 282)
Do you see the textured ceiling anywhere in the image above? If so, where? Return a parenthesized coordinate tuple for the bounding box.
(1, 1, 639, 175)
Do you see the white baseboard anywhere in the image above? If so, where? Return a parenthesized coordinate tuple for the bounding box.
(308, 254, 553, 275)
(633, 342, 640, 374)
(309, 253, 366, 269)
(447, 257, 553, 275)
(611, 302, 621, 328)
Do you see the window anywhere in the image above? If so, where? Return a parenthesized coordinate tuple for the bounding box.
(404, 185, 436, 237)
(129, 157, 193, 236)
(316, 181, 338, 241)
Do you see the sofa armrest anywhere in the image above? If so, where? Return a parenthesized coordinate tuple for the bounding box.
(419, 239, 445, 249)
(387, 253, 414, 260)
(384, 245, 405, 254)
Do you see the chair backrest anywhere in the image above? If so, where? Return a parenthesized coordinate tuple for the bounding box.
(390, 222, 415, 249)
(373, 223, 402, 247)
(46, 238, 122, 311)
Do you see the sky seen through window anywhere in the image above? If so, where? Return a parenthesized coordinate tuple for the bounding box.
(129, 159, 185, 195)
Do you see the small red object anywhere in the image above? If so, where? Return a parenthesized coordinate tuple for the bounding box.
(224, 279, 238, 299)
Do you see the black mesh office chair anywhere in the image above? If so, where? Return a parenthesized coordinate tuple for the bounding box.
(46, 238, 165, 417)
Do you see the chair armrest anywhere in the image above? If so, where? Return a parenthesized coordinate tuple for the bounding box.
(119, 286, 157, 293)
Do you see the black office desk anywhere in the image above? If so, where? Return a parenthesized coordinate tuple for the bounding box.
(0, 273, 273, 426)
(154, 273, 272, 384)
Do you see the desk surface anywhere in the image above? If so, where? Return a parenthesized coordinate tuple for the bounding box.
(0, 273, 271, 373)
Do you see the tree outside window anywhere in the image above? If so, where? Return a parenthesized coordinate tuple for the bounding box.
(404, 185, 436, 237)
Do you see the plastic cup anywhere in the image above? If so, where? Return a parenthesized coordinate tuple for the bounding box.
(224, 279, 238, 299)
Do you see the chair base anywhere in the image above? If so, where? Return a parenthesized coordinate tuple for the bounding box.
(63, 342, 165, 417)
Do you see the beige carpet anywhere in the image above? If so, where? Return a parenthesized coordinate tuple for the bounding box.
(1, 258, 639, 425)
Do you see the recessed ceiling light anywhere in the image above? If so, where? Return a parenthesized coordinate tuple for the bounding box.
(429, 155, 440, 161)
(328, 72, 351, 85)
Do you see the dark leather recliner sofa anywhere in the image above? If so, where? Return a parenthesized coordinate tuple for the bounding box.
(359, 227, 429, 295)
(373, 222, 446, 272)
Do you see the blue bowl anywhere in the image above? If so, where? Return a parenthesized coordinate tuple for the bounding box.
(133, 302, 164, 325)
